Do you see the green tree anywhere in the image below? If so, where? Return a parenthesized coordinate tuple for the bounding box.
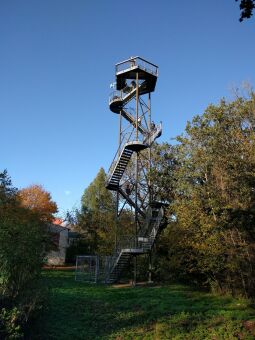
(152, 93, 255, 296)
(236, 0, 255, 21)
(77, 168, 116, 254)
(0, 171, 47, 337)
(0, 169, 17, 206)
(81, 167, 115, 212)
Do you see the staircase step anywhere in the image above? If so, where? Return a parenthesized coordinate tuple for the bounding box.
(112, 176, 121, 180)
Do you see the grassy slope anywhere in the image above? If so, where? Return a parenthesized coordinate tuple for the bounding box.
(32, 270, 255, 340)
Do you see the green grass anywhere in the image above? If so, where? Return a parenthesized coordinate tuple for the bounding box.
(31, 270, 255, 339)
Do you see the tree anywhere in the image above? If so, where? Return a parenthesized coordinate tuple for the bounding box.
(0, 169, 17, 206)
(0, 171, 47, 337)
(76, 168, 116, 254)
(152, 93, 255, 296)
(149, 142, 178, 204)
(81, 167, 115, 212)
(236, 0, 255, 21)
(18, 184, 58, 222)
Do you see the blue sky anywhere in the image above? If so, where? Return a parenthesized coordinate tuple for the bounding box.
(1, 0, 255, 216)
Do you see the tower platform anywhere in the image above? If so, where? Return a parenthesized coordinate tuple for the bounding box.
(115, 56, 158, 93)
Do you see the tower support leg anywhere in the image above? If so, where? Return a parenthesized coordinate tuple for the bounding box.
(148, 251, 153, 284)
(133, 255, 137, 287)
(115, 191, 119, 254)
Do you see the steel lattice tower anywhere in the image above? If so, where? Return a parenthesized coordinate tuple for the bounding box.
(106, 57, 165, 284)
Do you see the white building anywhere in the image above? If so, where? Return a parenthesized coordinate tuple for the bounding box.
(46, 221, 69, 266)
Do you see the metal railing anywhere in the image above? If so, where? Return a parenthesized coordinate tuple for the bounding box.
(117, 235, 137, 251)
(150, 207, 165, 237)
(142, 122, 162, 145)
(137, 206, 152, 237)
(109, 90, 122, 105)
(104, 255, 118, 283)
(106, 140, 132, 183)
(115, 57, 158, 77)
(109, 80, 146, 106)
(105, 206, 165, 281)
(115, 208, 164, 253)
(117, 235, 151, 252)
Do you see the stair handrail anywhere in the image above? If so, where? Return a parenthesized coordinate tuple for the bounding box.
(149, 207, 165, 239)
(104, 254, 118, 283)
(121, 109, 148, 135)
(138, 206, 165, 248)
(105, 207, 165, 281)
(109, 81, 147, 107)
(137, 206, 152, 237)
(143, 122, 162, 146)
(106, 143, 124, 181)
(106, 140, 134, 185)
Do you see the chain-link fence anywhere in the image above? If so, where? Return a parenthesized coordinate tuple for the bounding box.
(75, 255, 117, 283)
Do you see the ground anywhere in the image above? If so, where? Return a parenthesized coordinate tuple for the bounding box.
(31, 269, 255, 339)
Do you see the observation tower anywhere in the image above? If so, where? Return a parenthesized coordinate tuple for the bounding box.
(105, 56, 167, 284)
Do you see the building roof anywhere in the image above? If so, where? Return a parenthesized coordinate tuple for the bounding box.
(53, 218, 64, 226)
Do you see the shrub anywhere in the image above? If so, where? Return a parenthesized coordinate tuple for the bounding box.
(0, 170, 48, 336)
(0, 307, 22, 339)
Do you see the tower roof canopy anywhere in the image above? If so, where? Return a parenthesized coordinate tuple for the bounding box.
(115, 56, 158, 92)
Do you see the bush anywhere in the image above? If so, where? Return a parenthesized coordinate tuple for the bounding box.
(0, 307, 22, 339)
(0, 206, 46, 299)
(0, 170, 48, 337)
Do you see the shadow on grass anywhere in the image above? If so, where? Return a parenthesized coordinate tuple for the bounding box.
(29, 270, 255, 340)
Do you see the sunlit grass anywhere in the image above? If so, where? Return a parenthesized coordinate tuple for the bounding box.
(31, 270, 255, 339)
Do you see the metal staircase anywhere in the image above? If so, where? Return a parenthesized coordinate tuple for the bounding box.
(106, 57, 166, 284)
(121, 109, 147, 134)
(105, 204, 166, 284)
(106, 143, 133, 191)
(118, 186, 145, 218)
(109, 80, 147, 113)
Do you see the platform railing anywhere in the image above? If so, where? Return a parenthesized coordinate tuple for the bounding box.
(109, 90, 122, 105)
(109, 88, 134, 106)
(109, 80, 146, 106)
(110, 207, 164, 258)
(115, 57, 158, 77)
(117, 234, 154, 252)
(105, 206, 165, 282)
(117, 235, 137, 251)
(115, 208, 164, 253)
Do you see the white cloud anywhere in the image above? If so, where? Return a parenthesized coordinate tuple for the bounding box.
(64, 190, 71, 196)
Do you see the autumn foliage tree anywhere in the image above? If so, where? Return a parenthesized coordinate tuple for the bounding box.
(0, 171, 47, 337)
(152, 92, 255, 297)
(18, 184, 58, 222)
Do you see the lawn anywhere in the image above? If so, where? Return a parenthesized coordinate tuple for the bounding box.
(31, 269, 255, 339)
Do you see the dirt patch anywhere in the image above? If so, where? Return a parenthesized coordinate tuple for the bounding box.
(112, 281, 161, 289)
(43, 265, 76, 270)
